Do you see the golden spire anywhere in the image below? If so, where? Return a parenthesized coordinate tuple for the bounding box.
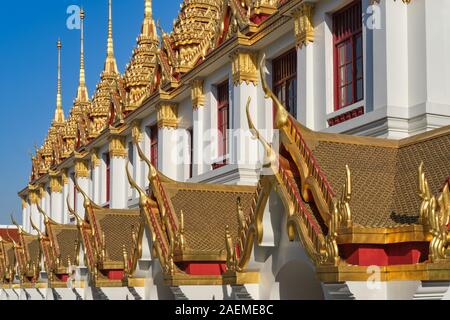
(53, 39, 65, 124)
(76, 8, 89, 103)
(104, 0, 118, 74)
(141, 0, 157, 40)
(123, 0, 159, 109)
(145, 0, 152, 18)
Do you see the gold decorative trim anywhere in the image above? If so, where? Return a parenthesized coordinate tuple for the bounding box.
(419, 162, 450, 262)
(61, 169, 69, 185)
(293, 2, 315, 48)
(74, 160, 89, 178)
(49, 175, 63, 193)
(21, 197, 28, 209)
(157, 102, 178, 129)
(109, 136, 127, 158)
(131, 120, 143, 142)
(127, 277, 145, 287)
(91, 149, 101, 168)
(191, 79, 205, 110)
(165, 271, 260, 286)
(317, 261, 450, 283)
(230, 50, 258, 86)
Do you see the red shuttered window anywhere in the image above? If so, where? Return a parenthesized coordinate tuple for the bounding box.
(333, 0, 364, 111)
(273, 48, 297, 118)
(217, 80, 229, 160)
(150, 125, 158, 169)
(105, 153, 110, 203)
(188, 127, 194, 178)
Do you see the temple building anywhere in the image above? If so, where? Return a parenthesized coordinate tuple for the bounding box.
(2, 0, 450, 300)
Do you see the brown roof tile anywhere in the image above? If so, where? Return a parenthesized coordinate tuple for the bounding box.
(162, 182, 257, 256)
(309, 130, 450, 228)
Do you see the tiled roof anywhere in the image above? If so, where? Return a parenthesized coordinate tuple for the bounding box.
(91, 209, 141, 263)
(304, 125, 450, 228)
(162, 182, 257, 256)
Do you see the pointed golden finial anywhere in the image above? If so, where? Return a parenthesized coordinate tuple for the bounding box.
(104, 0, 118, 74)
(141, 0, 158, 40)
(76, 8, 89, 103)
(145, 0, 152, 18)
(53, 38, 65, 124)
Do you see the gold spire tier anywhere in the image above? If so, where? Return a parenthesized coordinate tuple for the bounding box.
(168, 0, 222, 73)
(123, 0, 160, 111)
(63, 8, 92, 157)
(53, 39, 65, 126)
(90, 0, 121, 138)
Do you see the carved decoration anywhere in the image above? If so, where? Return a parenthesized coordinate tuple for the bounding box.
(74, 160, 89, 178)
(157, 102, 179, 129)
(419, 162, 450, 262)
(131, 120, 143, 142)
(231, 50, 259, 86)
(91, 149, 101, 168)
(191, 79, 205, 110)
(293, 2, 315, 48)
(49, 174, 63, 194)
(109, 136, 127, 158)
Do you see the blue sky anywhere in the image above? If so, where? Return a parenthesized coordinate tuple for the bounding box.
(0, 0, 180, 224)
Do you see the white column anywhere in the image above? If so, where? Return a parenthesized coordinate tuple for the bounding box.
(109, 136, 128, 209)
(159, 127, 179, 180)
(29, 190, 40, 234)
(229, 50, 261, 178)
(372, 0, 409, 138)
(422, 0, 450, 129)
(193, 106, 206, 176)
(40, 191, 46, 231)
(50, 189, 63, 224)
(49, 175, 63, 223)
(62, 174, 69, 224)
(74, 160, 90, 219)
(21, 198, 30, 233)
(297, 43, 315, 129)
(91, 156, 101, 205)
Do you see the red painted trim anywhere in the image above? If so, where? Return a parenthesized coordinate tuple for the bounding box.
(327, 106, 364, 126)
(107, 270, 124, 280)
(181, 262, 227, 276)
(339, 242, 429, 266)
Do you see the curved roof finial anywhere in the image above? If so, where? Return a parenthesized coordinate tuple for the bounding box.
(259, 55, 289, 129)
(66, 195, 83, 226)
(30, 216, 44, 239)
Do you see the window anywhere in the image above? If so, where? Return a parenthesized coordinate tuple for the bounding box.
(104, 153, 111, 203)
(273, 49, 297, 118)
(128, 142, 134, 198)
(150, 125, 158, 169)
(187, 127, 194, 178)
(46, 186, 52, 213)
(217, 80, 229, 161)
(70, 172, 77, 213)
(333, 0, 363, 110)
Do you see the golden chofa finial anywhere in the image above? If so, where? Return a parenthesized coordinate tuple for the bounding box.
(54, 38, 65, 124)
(76, 7, 89, 103)
(104, 0, 118, 74)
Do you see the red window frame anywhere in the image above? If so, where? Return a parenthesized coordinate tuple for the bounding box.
(272, 48, 297, 118)
(71, 172, 77, 213)
(105, 153, 111, 203)
(217, 80, 229, 160)
(150, 125, 158, 169)
(333, 0, 364, 111)
(188, 127, 194, 178)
